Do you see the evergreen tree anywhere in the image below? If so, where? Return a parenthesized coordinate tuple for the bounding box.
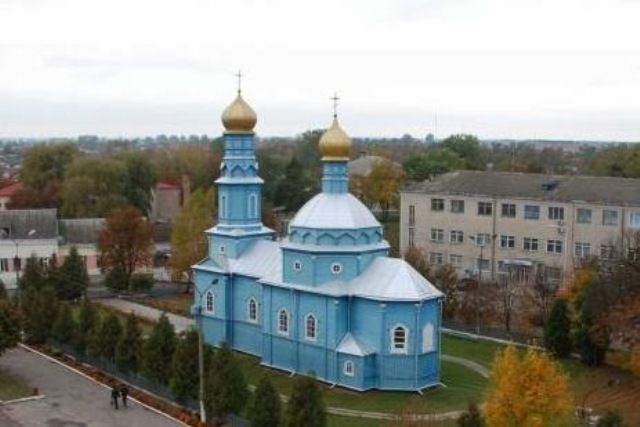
(59, 246, 89, 300)
(19, 255, 46, 294)
(141, 313, 176, 384)
(52, 302, 75, 345)
(0, 280, 8, 300)
(86, 316, 103, 358)
(596, 409, 628, 427)
(74, 298, 98, 354)
(285, 374, 326, 427)
(274, 157, 313, 212)
(115, 312, 143, 373)
(98, 312, 123, 361)
(248, 375, 281, 427)
(457, 402, 485, 427)
(0, 299, 20, 356)
(544, 298, 572, 358)
(46, 254, 63, 298)
(104, 264, 129, 293)
(22, 285, 58, 344)
(170, 329, 200, 402)
(205, 342, 249, 422)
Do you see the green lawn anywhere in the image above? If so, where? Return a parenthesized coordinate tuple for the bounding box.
(0, 367, 33, 401)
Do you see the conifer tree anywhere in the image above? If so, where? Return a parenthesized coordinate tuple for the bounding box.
(141, 313, 176, 384)
(457, 402, 485, 427)
(52, 302, 75, 345)
(596, 409, 628, 427)
(98, 312, 123, 361)
(0, 280, 8, 300)
(59, 246, 89, 300)
(544, 298, 572, 358)
(22, 285, 58, 344)
(248, 375, 281, 427)
(0, 299, 20, 356)
(86, 316, 103, 358)
(74, 298, 98, 354)
(285, 374, 326, 427)
(205, 342, 249, 422)
(115, 312, 143, 373)
(104, 264, 129, 293)
(20, 255, 46, 292)
(170, 329, 200, 402)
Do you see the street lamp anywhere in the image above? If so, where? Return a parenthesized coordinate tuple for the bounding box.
(193, 277, 219, 424)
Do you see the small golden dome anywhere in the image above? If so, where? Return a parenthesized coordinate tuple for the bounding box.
(319, 117, 351, 160)
(221, 92, 257, 132)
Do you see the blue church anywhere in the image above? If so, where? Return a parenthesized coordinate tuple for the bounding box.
(192, 88, 443, 391)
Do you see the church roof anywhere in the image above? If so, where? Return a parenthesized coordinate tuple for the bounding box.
(289, 193, 380, 230)
(336, 332, 375, 356)
(195, 239, 282, 278)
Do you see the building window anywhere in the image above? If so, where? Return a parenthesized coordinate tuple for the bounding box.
(548, 206, 565, 221)
(501, 203, 516, 218)
(205, 291, 214, 314)
(524, 205, 540, 220)
(429, 252, 443, 265)
(293, 260, 303, 272)
(330, 262, 343, 275)
(431, 198, 444, 211)
(247, 298, 258, 322)
(408, 228, 415, 248)
(422, 323, 435, 352)
(603, 209, 619, 226)
(577, 208, 592, 224)
(600, 244, 615, 260)
(219, 245, 226, 254)
(305, 314, 317, 340)
(575, 242, 591, 258)
(475, 233, 491, 246)
(391, 325, 408, 353)
(451, 200, 465, 214)
(449, 254, 463, 267)
(544, 266, 562, 282)
(343, 360, 354, 376)
(277, 309, 289, 334)
(523, 237, 539, 252)
(476, 258, 490, 272)
(477, 202, 493, 216)
(450, 230, 464, 244)
(500, 235, 515, 249)
(13, 257, 21, 271)
(0, 258, 8, 272)
(547, 239, 563, 254)
(248, 193, 258, 218)
(630, 212, 640, 228)
(221, 195, 228, 218)
(408, 205, 415, 226)
(430, 228, 444, 242)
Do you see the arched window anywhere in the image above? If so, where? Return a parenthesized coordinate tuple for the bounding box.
(247, 298, 258, 322)
(391, 324, 408, 353)
(205, 291, 214, 314)
(343, 360, 354, 377)
(305, 314, 317, 340)
(248, 193, 258, 218)
(422, 322, 435, 352)
(221, 195, 228, 218)
(277, 309, 289, 335)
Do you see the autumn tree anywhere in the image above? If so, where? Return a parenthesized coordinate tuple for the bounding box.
(484, 346, 572, 426)
(403, 247, 432, 281)
(434, 265, 459, 320)
(357, 158, 405, 220)
(169, 187, 214, 288)
(98, 206, 154, 286)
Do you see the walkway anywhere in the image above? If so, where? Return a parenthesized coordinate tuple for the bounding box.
(97, 298, 194, 333)
(0, 347, 181, 427)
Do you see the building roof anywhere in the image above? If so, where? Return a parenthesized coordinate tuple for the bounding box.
(156, 181, 181, 190)
(290, 193, 380, 230)
(403, 170, 640, 206)
(336, 332, 375, 356)
(0, 209, 58, 239)
(0, 181, 22, 197)
(196, 239, 282, 279)
(59, 218, 104, 244)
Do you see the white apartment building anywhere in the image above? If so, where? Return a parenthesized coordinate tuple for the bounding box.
(400, 171, 640, 285)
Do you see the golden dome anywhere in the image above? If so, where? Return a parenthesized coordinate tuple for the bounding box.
(221, 92, 257, 132)
(319, 117, 351, 160)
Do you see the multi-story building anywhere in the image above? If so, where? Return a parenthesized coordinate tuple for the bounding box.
(401, 171, 640, 285)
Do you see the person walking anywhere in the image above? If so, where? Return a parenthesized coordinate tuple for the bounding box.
(111, 385, 120, 410)
(120, 384, 129, 408)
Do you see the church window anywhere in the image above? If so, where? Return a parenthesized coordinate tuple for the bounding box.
(221, 195, 228, 218)
(305, 314, 317, 340)
(293, 260, 303, 272)
(219, 245, 226, 254)
(277, 309, 289, 335)
(248, 193, 258, 218)
(205, 291, 214, 314)
(422, 322, 435, 352)
(343, 360, 354, 376)
(330, 262, 343, 275)
(247, 298, 258, 322)
(391, 324, 408, 353)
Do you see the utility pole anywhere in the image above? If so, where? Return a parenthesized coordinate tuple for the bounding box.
(194, 278, 218, 424)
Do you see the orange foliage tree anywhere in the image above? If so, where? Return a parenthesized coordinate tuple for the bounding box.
(485, 346, 573, 426)
(98, 206, 154, 282)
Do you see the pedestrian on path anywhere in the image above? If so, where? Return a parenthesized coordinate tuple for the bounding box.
(111, 385, 120, 410)
(120, 384, 129, 408)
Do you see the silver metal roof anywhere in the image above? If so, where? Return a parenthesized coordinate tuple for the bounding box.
(290, 193, 380, 230)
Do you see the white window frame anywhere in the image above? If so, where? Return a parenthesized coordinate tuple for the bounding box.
(330, 262, 343, 275)
(576, 208, 592, 224)
(204, 291, 214, 314)
(449, 254, 463, 268)
(431, 198, 444, 211)
(304, 313, 317, 341)
(450, 230, 464, 244)
(547, 239, 563, 254)
(408, 205, 415, 226)
(293, 260, 303, 272)
(430, 228, 444, 242)
(408, 227, 415, 248)
(429, 252, 443, 265)
(247, 297, 258, 323)
(548, 206, 565, 220)
(451, 199, 465, 214)
(475, 233, 491, 246)
(501, 203, 516, 218)
(630, 212, 640, 228)
(248, 193, 258, 218)
(603, 209, 619, 226)
(575, 242, 591, 259)
(390, 324, 409, 354)
(523, 237, 539, 252)
(0, 258, 9, 272)
(343, 360, 355, 377)
(477, 201, 493, 216)
(524, 205, 540, 220)
(500, 235, 515, 249)
(277, 309, 289, 335)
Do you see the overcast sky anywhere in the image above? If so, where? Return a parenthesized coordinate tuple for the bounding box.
(1, 0, 639, 140)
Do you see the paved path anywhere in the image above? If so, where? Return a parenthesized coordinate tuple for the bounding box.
(441, 354, 490, 378)
(97, 298, 195, 333)
(0, 347, 181, 427)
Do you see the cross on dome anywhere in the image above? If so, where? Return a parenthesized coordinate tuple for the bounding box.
(330, 92, 340, 119)
(235, 70, 243, 94)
